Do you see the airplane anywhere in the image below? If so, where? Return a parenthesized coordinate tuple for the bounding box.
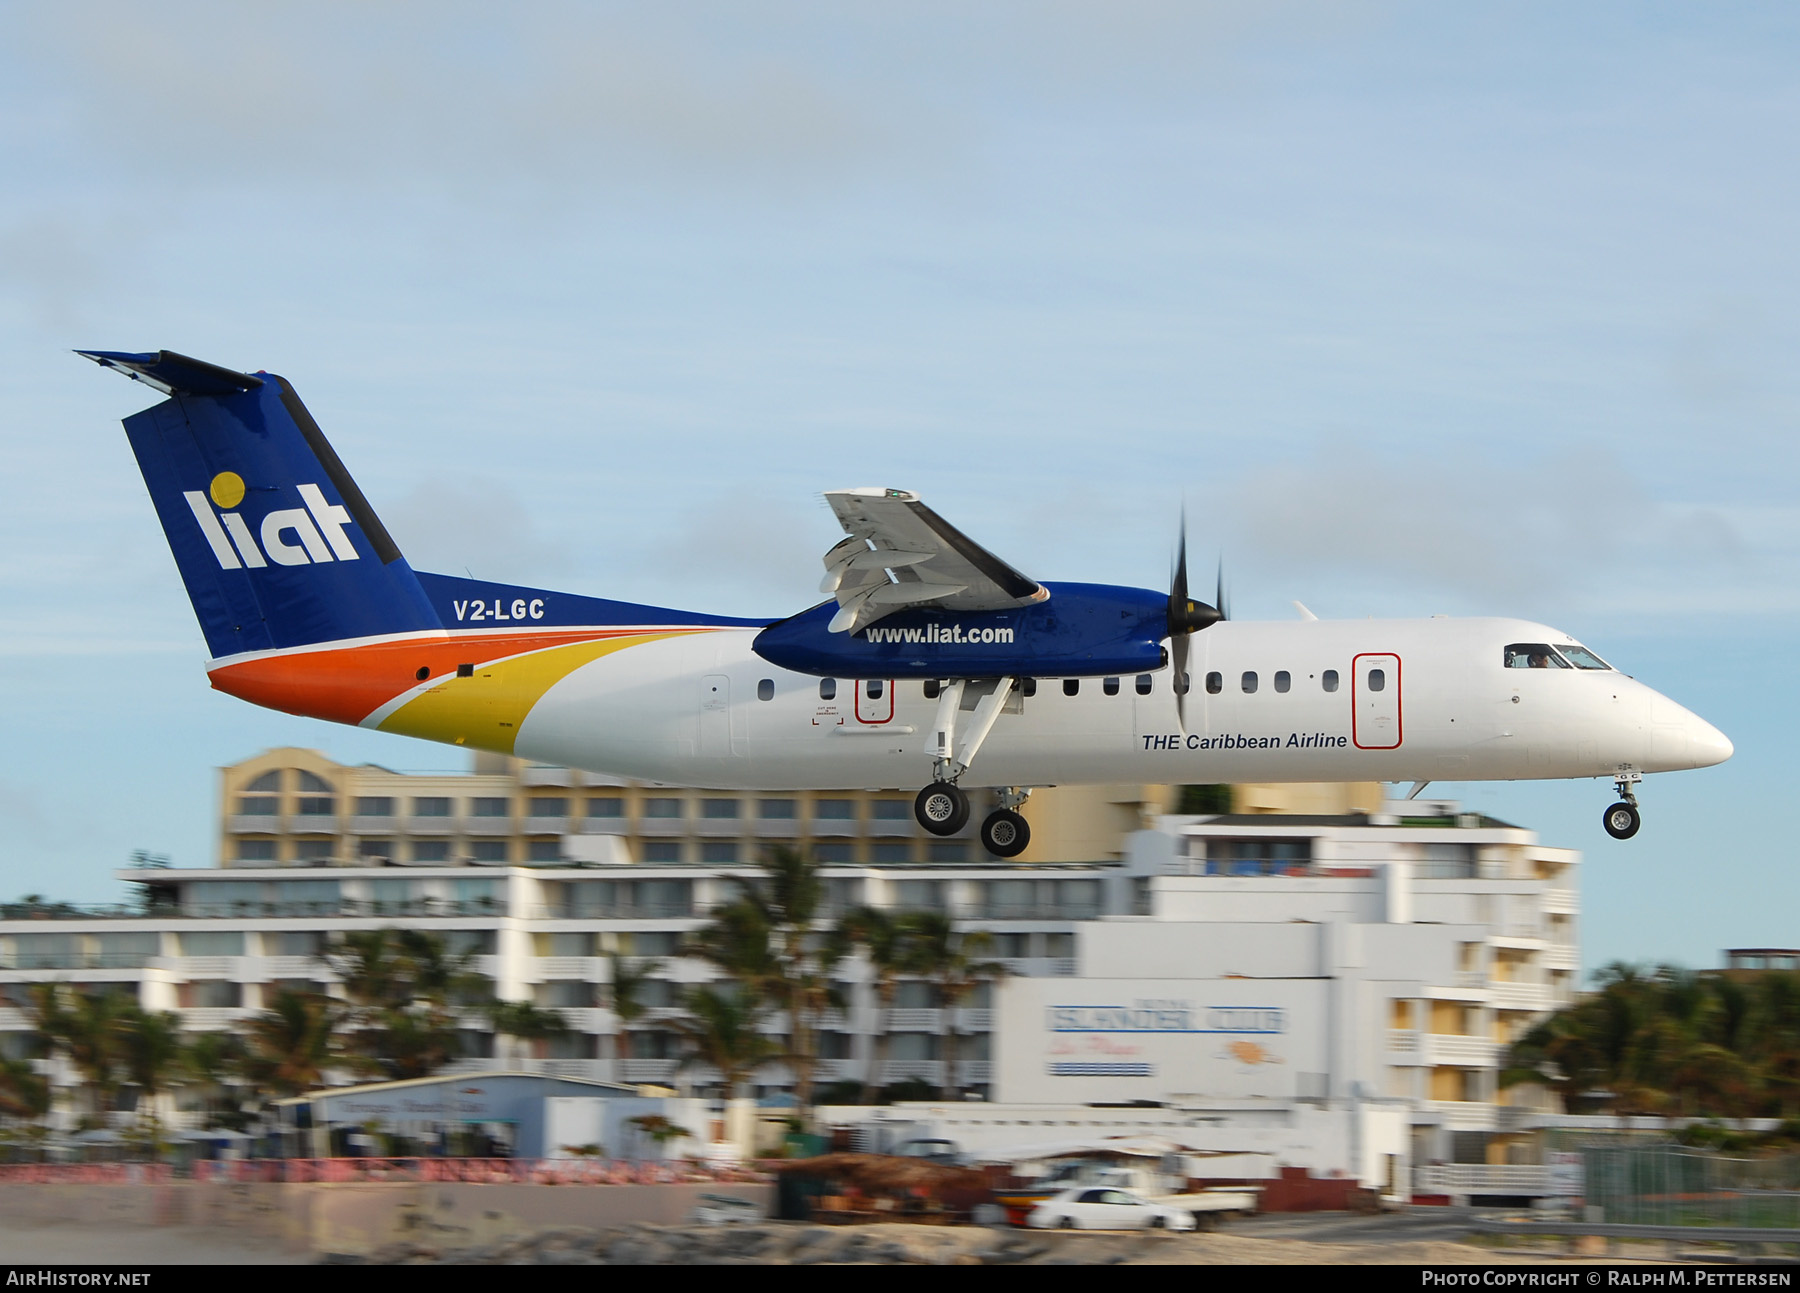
(84, 349, 1733, 856)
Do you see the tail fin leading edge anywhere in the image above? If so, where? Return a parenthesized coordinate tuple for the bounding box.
(85, 350, 441, 659)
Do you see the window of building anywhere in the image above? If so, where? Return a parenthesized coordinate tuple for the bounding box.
(1203, 838, 1311, 876)
(895, 981, 935, 1009)
(409, 839, 449, 863)
(528, 797, 568, 818)
(1205, 672, 1222, 695)
(643, 797, 683, 819)
(469, 841, 508, 863)
(1368, 668, 1386, 692)
(297, 771, 333, 793)
(470, 797, 510, 818)
(93, 933, 156, 968)
(412, 796, 451, 817)
(814, 799, 855, 820)
(818, 1031, 854, 1060)
(236, 796, 278, 816)
(928, 841, 968, 863)
(368, 878, 409, 908)
(244, 770, 281, 792)
(870, 842, 911, 864)
(1274, 671, 1291, 693)
(235, 839, 277, 862)
(758, 798, 796, 820)
(701, 798, 741, 820)
(1322, 669, 1339, 692)
(1241, 671, 1258, 694)
(895, 880, 943, 910)
(819, 678, 837, 700)
(757, 678, 775, 701)
(1057, 879, 1103, 918)
(1062, 678, 1079, 696)
(539, 980, 596, 1009)
(185, 881, 260, 913)
(641, 841, 682, 863)
(355, 797, 394, 817)
(276, 880, 340, 909)
(586, 796, 624, 818)
(632, 932, 682, 958)
(180, 930, 245, 957)
(871, 800, 910, 821)
(1043, 932, 1075, 959)
(455, 878, 503, 906)
(292, 840, 334, 862)
(296, 796, 335, 817)
(358, 839, 393, 862)
(446, 929, 497, 957)
(1135, 674, 1152, 695)
(1103, 677, 1119, 696)
(811, 842, 853, 863)
(13, 935, 76, 969)
(178, 981, 243, 1009)
(268, 931, 322, 957)
(700, 841, 739, 864)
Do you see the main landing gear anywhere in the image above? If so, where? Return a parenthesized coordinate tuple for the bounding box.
(909, 677, 1034, 859)
(1603, 770, 1642, 840)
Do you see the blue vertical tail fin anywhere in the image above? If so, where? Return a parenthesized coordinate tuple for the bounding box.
(84, 350, 442, 659)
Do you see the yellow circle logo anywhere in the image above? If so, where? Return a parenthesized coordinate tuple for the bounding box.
(209, 471, 246, 509)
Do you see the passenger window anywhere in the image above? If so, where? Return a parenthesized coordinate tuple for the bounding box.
(1205, 672, 1222, 695)
(1103, 677, 1119, 696)
(1322, 670, 1339, 693)
(1503, 643, 1571, 670)
(1241, 671, 1258, 694)
(819, 678, 836, 701)
(1063, 679, 1079, 696)
(1368, 668, 1385, 692)
(923, 679, 940, 699)
(757, 679, 774, 702)
(1135, 675, 1152, 696)
(1274, 670, 1290, 693)
(1020, 678, 1037, 697)
(1174, 672, 1190, 695)
(866, 680, 883, 700)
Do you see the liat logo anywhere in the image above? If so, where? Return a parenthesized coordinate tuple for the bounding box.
(183, 471, 358, 570)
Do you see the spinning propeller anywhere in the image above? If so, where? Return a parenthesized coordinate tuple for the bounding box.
(1166, 510, 1225, 728)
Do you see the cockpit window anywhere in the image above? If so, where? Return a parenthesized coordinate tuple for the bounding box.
(1504, 643, 1571, 670)
(1559, 643, 1612, 671)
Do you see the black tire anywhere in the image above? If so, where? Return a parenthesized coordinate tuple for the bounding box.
(915, 781, 969, 836)
(1148, 1214, 1165, 1230)
(1603, 800, 1640, 840)
(981, 808, 1031, 858)
(1058, 1216, 1077, 1230)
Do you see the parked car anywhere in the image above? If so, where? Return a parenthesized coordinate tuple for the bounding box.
(691, 1193, 763, 1225)
(890, 1138, 963, 1164)
(1025, 1187, 1198, 1232)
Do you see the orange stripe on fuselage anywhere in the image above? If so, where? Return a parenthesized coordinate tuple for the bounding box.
(207, 629, 704, 726)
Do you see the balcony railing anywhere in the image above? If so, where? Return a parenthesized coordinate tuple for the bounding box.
(1414, 1164, 1551, 1196)
(617, 1059, 678, 1083)
(975, 906, 1103, 921)
(528, 904, 695, 921)
(179, 899, 508, 920)
(1423, 1034, 1499, 1066)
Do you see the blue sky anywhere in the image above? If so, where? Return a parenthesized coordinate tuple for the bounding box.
(0, 3, 1794, 973)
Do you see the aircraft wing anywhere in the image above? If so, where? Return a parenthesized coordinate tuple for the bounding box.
(820, 487, 1048, 634)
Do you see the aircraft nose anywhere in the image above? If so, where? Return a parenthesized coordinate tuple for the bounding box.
(1689, 716, 1734, 768)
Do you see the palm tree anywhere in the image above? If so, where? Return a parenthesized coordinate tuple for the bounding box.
(688, 845, 838, 1115)
(324, 928, 485, 1082)
(839, 906, 910, 1103)
(0, 1057, 48, 1124)
(485, 999, 572, 1064)
(56, 988, 133, 1126)
(119, 1006, 185, 1146)
(243, 989, 343, 1098)
(902, 912, 1005, 1100)
(670, 985, 780, 1099)
(183, 1032, 250, 1131)
(607, 955, 661, 1065)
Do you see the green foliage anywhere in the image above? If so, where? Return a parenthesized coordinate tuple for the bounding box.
(244, 989, 345, 1098)
(1504, 963, 1800, 1119)
(324, 928, 487, 1083)
(670, 984, 781, 1097)
(1178, 785, 1233, 814)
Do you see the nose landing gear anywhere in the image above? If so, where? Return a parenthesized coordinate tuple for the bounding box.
(1603, 770, 1642, 840)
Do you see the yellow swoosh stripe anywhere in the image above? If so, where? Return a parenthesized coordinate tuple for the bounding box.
(377, 632, 682, 754)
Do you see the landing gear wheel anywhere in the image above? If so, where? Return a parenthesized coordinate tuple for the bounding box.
(981, 809, 1031, 858)
(915, 781, 969, 836)
(1603, 801, 1641, 840)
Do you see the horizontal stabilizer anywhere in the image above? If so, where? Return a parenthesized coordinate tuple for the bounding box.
(77, 349, 263, 397)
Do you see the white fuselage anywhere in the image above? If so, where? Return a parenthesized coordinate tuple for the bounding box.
(498, 616, 1731, 791)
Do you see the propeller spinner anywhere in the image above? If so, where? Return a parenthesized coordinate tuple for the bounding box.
(1167, 512, 1224, 728)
